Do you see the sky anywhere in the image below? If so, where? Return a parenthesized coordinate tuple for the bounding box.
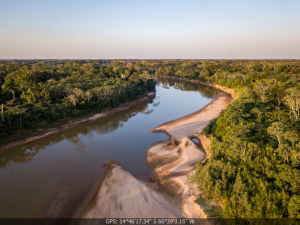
(0, 0, 299, 59)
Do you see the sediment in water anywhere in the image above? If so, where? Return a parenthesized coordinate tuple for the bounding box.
(76, 92, 234, 218)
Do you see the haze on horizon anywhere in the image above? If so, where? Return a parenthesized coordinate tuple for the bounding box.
(0, 0, 300, 59)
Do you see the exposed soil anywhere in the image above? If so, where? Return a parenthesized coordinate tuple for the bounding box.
(0, 93, 155, 152)
(78, 91, 235, 218)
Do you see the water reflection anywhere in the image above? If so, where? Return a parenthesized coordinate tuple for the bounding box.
(0, 97, 155, 169)
(0, 78, 219, 171)
(0, 78, 219, 218)
(0, 146, 35, 169)
(0, 142, 39, 170)
(157, 78, 220, 99)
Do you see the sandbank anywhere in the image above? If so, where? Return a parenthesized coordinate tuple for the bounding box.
(80, 161, 186, 218)
(79, 92, 234, 218)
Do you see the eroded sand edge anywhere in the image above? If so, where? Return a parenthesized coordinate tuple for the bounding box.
(79, 92, 234, 218)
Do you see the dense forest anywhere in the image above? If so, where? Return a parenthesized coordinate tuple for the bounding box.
(148, 59, 299, 218)
(0, 60, 155, 141)
(0, 59, 299, 218)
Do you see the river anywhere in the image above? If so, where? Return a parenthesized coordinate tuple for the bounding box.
(0, 78, 220, 218)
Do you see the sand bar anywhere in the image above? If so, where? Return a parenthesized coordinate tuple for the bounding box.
(79, 91, 234, 218)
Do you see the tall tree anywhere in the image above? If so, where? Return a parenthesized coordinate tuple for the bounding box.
(267, 121, 286, 145)
(253, 80, 272, 102)
(284, 88, 300, 119)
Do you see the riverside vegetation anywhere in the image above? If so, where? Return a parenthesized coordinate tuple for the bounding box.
(0, 59, 299, 218)
(150, 60, 300, 218)
(0, 60, 155, 142)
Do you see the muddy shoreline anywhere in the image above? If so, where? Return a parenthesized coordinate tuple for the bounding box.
(43, 77, 237, 218)
(77, 92, 235, 218)
(144, 93, 234, 217)
(0, 93, 155, 152)
(0, 75, 236, 153)
(4, 77, 237, 218)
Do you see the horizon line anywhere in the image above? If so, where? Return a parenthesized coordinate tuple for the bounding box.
(1, 58, 300, 61)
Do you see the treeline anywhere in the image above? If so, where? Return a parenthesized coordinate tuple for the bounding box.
(0, 60, 155, 140)
(146, 59, 299, 218)
(0, 98, 154, 169)
(1, 59, 299, 217)
(142, 59, 299, 218)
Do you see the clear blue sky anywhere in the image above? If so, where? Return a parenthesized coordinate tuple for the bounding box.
(0, 0, 299, 59)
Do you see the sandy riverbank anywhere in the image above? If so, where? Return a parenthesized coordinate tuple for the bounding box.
(78, 92, 234, 218)
(145, 93, 233, 217)
(0, 92, 155, 152)
(79, 161, 186, 218)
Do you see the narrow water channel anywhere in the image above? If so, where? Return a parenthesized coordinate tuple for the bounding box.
(0, 79, 220, 218)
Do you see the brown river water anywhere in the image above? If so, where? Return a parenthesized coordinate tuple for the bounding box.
(0, 79, 220, 218)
